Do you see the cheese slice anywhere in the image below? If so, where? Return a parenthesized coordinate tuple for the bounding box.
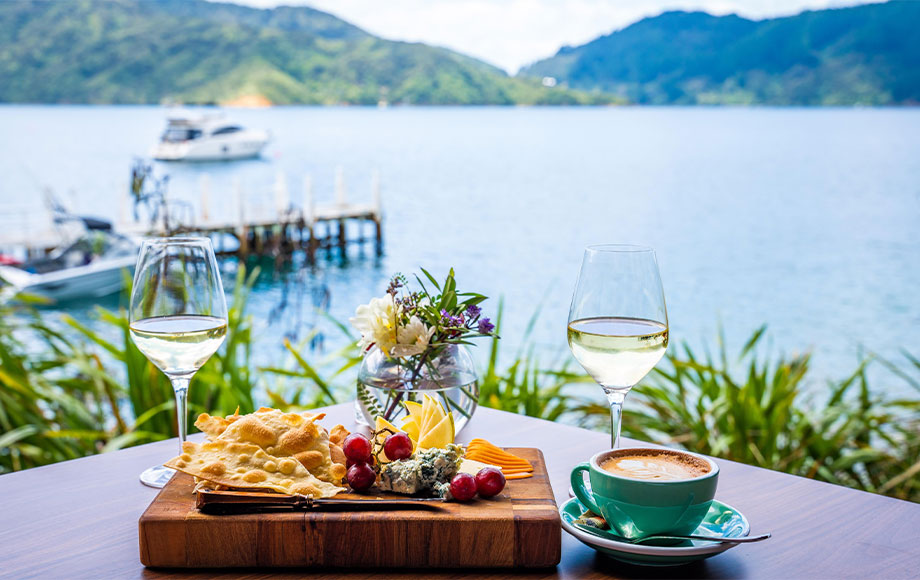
(421, 394, 448, 435)
(418, 412, 453, 449)
(458, 458, 501, 475)
(400, 416, 420, 442)
(419, 396, 435, 435)
(404, 400, 424, 423)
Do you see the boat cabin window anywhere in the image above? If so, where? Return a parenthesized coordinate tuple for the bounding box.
(162, 128, 203, 142)
(211, 126, 242, 136)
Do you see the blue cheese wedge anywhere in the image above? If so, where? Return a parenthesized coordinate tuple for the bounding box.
(378, 458, 421, 494)
(434, 481, 453, 500)
(378, 444, 462, 495)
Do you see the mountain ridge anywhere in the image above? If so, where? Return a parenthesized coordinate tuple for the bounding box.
(521, 2, 920, 105)
(0, 0, 611, 105)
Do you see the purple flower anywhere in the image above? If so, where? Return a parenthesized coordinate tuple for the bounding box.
(465, 304, 481, 319)
(477, 318, 494, 335)
(441, 309, 465, 327)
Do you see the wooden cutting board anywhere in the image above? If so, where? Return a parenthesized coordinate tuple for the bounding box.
(139, 447, 560, 569)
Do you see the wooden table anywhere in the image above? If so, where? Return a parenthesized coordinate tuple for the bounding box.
(1, 404, 918, 579)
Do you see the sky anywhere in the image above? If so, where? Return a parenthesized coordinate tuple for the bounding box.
(231, 0, 883, 73)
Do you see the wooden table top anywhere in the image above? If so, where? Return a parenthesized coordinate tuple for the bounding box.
(1, 403, 918, 579)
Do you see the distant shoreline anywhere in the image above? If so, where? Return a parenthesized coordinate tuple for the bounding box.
(4, 1, 915, 109)
(0, 102, 917, 109)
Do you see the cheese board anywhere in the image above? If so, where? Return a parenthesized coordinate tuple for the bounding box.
(139, 447, 561, 569)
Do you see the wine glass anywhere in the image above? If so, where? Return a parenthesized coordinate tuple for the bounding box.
(129, 237, 228, 488)
(567, 245, 668, 449)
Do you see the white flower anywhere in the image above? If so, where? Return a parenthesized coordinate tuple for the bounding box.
(391, 316, 435, 358)
(349, 294, 400, 356)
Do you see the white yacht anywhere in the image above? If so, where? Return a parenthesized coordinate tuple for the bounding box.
(0, 231, 138, 302)
(151, 112, 270, 161)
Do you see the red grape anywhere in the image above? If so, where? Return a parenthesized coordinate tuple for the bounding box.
(346, 455, 375, 470)
(449, 473, 477, 502)
(475, 467, 506, 498)
(343, 433, 372, 463)
(383, 432, 413, 461)
(346, 462, 376, 492)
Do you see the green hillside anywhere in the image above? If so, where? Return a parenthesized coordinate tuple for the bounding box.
(521, 1, 920, 105)
(0, 0, 613, 105)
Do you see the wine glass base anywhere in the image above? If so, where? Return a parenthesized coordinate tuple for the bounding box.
(140, 465, 176, 488)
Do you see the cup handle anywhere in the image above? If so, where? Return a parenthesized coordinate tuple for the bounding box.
(570, 462, 602, 516)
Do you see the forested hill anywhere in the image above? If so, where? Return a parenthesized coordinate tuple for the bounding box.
(521, 1, 920, 105)
(0, 0, 610, 105)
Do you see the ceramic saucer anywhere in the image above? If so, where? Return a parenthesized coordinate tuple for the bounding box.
(559, 497, 750, 567)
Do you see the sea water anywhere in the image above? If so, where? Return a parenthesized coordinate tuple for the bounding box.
(1, 106, 918, 392)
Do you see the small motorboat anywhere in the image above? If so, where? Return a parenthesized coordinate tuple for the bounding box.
(0, 231, 138, 302)
(151, 112, 270, 162)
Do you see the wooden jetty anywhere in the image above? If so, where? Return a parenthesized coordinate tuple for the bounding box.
(145, 168, 385, 262)
(0, 169, 384, 262)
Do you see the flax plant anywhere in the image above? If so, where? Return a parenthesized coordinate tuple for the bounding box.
(477, 301, 574, 422)
(571, 328, 920, 502)
(260, 316, 364, 410)
(0, 302, 107, 473)
(2, 275, 917, 505)
(62, 267, 260, 438)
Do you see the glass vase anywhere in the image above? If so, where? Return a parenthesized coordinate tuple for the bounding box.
(355, 343, 479, 435)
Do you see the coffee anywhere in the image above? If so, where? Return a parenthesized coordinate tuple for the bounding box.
(601, 449, 710, 481)
(573, 447, 719, 538)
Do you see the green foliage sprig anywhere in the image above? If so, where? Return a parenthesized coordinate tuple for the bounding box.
(0, 269, 917, 506)
(352, 267, 498, 373)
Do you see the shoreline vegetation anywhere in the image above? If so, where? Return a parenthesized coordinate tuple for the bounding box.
(524, 1, 920, 107)
(1, 1, 916, 107)
(1, 267, 917, 504)
(0, 0, 615, 107)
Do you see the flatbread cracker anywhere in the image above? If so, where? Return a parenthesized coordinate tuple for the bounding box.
(195, 409, 242, 439)
(195, 407, 325, 439)
(194, 408, 347, 484)
(166, 440, 344, 498)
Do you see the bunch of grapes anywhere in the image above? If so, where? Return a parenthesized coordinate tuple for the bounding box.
(342, 430, 414, 491)
(343, 433, 376, 491)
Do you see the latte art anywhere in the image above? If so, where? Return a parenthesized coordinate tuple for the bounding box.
(601, 452, 710, 481)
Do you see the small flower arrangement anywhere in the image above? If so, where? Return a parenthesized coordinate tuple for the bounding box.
(351, 268, 498, 429)
(350, 268, 498, 370)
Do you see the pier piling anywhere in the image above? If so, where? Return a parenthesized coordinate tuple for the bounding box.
(132, 170, 383, 262)
(4, 171, 385, 263)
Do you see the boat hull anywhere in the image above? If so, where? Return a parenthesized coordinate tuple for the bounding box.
(0, 257, 135, 302)
(152, 130, 270, 162)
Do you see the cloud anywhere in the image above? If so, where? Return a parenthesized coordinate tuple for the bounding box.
(227, 0, 882, 73)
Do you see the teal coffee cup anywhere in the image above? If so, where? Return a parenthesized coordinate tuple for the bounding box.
(570, 447, 719, 539)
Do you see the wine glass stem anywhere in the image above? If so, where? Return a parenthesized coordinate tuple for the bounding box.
(604, 388, 628, 449)
(170, 376, 191, 449)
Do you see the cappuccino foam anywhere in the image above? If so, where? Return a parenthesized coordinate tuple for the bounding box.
(601, 450, 710, 481)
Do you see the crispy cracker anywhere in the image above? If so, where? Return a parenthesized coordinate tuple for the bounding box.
(166, 440, 344, 498)
(194, 408, 347, 484)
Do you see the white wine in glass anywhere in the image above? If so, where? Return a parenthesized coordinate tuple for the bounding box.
(130, 315, 228, 376)
(567, 245, 668, 449)
(129, 237, 227, 488)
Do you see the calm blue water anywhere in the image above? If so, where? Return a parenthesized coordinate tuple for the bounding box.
(1, 106, 919, 391)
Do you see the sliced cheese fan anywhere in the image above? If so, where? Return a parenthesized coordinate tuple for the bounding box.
(465, 438, 534, 479)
